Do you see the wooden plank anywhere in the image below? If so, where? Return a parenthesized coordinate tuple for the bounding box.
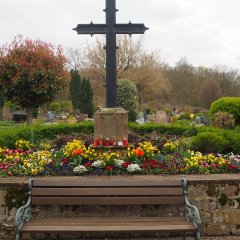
(32, 187, 183, 196)
(31, 196, 184, 205)
(27, 216, 187, 225)
(32, 179, 183, 188)
(21, 224, 196, 233)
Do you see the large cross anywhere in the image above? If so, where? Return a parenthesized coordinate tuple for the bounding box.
(73, 0, 148, 108)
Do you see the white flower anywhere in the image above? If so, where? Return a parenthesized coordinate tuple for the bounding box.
(73, 165, 88, 174)
(127, 164, 141, 173)
(115, 159, 125, 167)
(92, 160, 105, 168)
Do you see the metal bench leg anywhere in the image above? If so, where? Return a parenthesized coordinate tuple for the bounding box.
(183, 233, 187, 240)
(194, 230, 200, 240)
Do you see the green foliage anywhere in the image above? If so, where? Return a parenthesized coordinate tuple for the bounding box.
(4, 101, 18, 112)
(117, 79, 139, 122)
(0, 122, 94, 148)
(210, 97, 240, 125)
(178, 113, 190, 120)
(47, 102, 61, 112)
(59, 101, 73, 113)
(129, 123, 197, 137)
(212, 111, 235, 129)
(70, 70, 81, 109)
(191, 132, 230, 153)
(79, 78, 94, 117)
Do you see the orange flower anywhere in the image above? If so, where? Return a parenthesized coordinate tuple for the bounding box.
(135, 148, 144, 157)
(72, 148, 83, 156)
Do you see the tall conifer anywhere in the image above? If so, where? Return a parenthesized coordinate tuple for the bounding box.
(69, 70, 81, 109)
(79, 78, 94, 117)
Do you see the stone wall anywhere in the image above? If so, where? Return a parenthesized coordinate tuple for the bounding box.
(0, 175, 240, 239)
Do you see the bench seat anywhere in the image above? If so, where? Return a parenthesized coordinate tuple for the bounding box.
(21, 217, 196, 233)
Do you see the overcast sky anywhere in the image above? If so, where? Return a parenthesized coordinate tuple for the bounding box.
(1, 0, 240, 69)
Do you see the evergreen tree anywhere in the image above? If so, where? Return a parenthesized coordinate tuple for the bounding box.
(117, 79, 139, 122)
(79, 78, 94, 117)
(69, 70, 81, 109)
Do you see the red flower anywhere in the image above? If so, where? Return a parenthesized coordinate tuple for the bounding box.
(72, 149, 83, 156)
(61, 158, 70, 164)
(105, 166, 113, 171)
(135, 148, 144, 157)
(84, 162, 92, 168)
(122, 162, 131, 168)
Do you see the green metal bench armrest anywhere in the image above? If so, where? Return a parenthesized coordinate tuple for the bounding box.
(15, 179, 33, 239)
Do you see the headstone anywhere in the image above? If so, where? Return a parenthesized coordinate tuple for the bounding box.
(194, 116, 210, 126)
(146, 114, 156, 123)
(77, 113, 88, 122)
(156, 110, 171, 123)
(136, 112, 146, 124)
(46, 111, 57, 122)
(12, 110, 27, 123)
(94, 108, 128, 143)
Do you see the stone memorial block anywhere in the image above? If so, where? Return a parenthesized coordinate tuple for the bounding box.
(146, 114, 156, 123)
(94, 108, 128, 142)
(156, 110, 171, 123)
(194, 116, 210, 126)
(12, 110, 27, 123)
(46, 111, 57, 122)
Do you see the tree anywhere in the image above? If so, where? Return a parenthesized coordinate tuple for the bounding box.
(70, 36, 167, 108)
(0, 35, 69, 124)
(0, 92, 4, 120)
(117, 79, 139, 122)
(79, 78, 94, 117)
(69, 70, 81, 109)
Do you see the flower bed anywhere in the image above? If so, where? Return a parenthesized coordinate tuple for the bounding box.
(0, 139, 239, 177)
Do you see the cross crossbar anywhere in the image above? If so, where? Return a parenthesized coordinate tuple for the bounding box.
(74, 0, 148, 108)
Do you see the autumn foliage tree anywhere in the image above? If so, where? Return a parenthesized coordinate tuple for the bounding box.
(0, 35, 69, 124)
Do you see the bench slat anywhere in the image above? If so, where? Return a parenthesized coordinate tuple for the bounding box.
(31, 196, 185, 205)
(21, 224, 195, 233)
(32, 179, 183, 187)
(32, 187, 183, 196)
(21, 217, 195, 233)
(26, 217, 187, 225)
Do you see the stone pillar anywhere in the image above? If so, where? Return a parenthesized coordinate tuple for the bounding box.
(94, 108, 128, 143)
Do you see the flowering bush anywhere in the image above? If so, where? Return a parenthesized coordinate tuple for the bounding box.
(0, 139, 240, 177)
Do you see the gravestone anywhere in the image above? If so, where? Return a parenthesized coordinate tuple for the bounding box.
(156, 110, 171, 123)
(94, 108, 128, 143)
(146, 114, 156, 123)
(46, 111, 57, 122)
(194, 116, 210, 126)
(12, 110, 27, 123)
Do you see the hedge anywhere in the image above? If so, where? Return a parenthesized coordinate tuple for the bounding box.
(0, 122, 94, 148)
(0, 122, 239, 154)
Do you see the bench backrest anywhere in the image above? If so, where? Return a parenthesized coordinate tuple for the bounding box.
(30, 179, 185, 206)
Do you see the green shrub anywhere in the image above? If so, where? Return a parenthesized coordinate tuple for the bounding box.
(47, 102, 61, 112)
(210, 97, 240, 125)
(117, 79, 139, 122)
(178, 113, 190, 120)
(129, 123, 197, 137)
(191, 132, 230, 153)
(212, 111, 235, 129)
(0, 122, 94, 148)
(59, 101, 73, 113)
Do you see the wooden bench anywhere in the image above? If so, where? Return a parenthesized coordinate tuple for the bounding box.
(15, 178, 201, 240)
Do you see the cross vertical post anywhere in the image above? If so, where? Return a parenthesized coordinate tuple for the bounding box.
(105, 0, 117, 107)
(73, 0, 148, 108)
